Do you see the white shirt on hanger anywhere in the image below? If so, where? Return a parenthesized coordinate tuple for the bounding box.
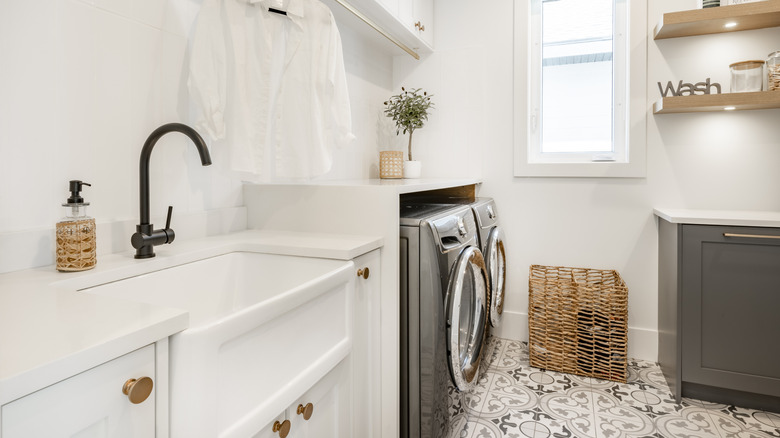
(188, 0, 355, 179)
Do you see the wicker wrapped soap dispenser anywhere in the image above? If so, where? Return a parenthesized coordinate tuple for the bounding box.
(56, 180, 96, 272)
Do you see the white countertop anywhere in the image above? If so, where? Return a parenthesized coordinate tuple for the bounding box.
(654, 208, 780, 228)
(0, 229, 382, 406)
(260, 177, 482, 194)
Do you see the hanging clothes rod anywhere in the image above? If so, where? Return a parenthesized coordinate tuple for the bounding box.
(330, 0, 420, 60)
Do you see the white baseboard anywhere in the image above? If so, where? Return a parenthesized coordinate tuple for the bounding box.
(492, 310, 658, 362)
(492, 310, 529, 341)
(627, 327, 658, 362)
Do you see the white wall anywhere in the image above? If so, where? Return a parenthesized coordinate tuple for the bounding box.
(5, 0, 779, 359)
(0, 1, 242, 234)
(394, 0, 780, 360)
(0, 0, 393, 272)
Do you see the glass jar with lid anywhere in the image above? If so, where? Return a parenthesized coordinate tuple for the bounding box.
(767, 51, 780, 91)
(729, 60, 764, 93)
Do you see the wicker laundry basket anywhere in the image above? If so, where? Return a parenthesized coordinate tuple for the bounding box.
(528, 265, 628, 382)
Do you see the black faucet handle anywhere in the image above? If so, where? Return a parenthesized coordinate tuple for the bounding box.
(165, 205, 173, 230)
(163, 205, 175, 246)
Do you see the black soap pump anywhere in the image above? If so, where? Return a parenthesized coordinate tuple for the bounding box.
(56, 180, 97, 272)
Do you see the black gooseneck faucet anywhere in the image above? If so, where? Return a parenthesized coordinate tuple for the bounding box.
(131, 123, 212, 259)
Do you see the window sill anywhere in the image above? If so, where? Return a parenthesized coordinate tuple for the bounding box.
(513, 160, 646, 178)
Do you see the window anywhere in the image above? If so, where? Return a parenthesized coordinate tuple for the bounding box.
(514, 0, 647, 177)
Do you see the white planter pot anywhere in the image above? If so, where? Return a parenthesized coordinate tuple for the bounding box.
(403, 161, 422, 179)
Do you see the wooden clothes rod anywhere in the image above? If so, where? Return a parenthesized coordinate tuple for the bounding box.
(330, 0, 420, 60)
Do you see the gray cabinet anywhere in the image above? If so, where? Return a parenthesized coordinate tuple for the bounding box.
(658, 219, 780, 411)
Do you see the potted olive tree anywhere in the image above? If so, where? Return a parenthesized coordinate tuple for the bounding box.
(384, 87, 434, 179)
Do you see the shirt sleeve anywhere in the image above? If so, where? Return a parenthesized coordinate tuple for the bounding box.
(188, 0, 227, 140)
(326, 13, 356, 148)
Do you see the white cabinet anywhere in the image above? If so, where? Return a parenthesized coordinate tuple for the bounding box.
(375, 0, 399, 16)
(252, 412, 286, 438)
(352, 250, 381, 438)
(1, 345, 156, 438)
(254, 359, 351, 438)
(412, 0, 433, 47)
(290, 359, 351, 438)
(344, 0, 434, 53)
(252, 250, 381, 438)
(398, 0, 414, 29)
(398, 0, 433, 47)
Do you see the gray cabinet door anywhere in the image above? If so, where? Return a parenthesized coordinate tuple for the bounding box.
(681, 225, 780, 398)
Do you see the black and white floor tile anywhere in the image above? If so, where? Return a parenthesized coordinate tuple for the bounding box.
(448, 337, 780, 438)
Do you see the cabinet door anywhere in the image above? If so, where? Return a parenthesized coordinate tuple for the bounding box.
(351, 250, 381, 438)
(375, 0, 399, 16)
(397, 0, 415, 33)
(681, 225, 780, 397)
(2, 345, 156, 438)
(414, 0, 433, 46)
(289, 359, 351, 438)
(251, 412, 287, 438)
(398, 0, 433, 47)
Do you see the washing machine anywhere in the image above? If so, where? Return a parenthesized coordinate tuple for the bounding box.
(399, 203, 490, 438)
(470, 198, 506, 331)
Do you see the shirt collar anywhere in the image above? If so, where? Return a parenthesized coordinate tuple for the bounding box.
(249, 0, 305, 18)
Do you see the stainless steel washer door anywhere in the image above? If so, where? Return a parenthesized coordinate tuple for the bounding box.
(446, 246, 489, 391)
(485, 227, 506, 327)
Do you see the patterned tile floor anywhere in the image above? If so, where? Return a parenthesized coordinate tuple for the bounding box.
(448, 337, 780, 438)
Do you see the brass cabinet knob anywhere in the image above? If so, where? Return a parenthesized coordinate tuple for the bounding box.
(297, 402, 314, 420)
(272, 420, 291, 438)
(415, 21, 425, 31)
(357, 267, 370, 279)
(122, 377, 153, 404)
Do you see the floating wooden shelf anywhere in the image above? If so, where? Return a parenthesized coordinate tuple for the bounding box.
(654, 0, 780, 40)
(653, 91, 780, 114)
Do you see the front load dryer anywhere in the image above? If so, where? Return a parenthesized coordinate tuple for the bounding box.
(469, 198, 506, 331)
(399, 203, 489, 438)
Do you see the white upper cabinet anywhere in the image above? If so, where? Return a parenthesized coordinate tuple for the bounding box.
(409, 0, 433, 47)
(376, 0, 399, 16)
(342, 0, 434, 55)
(398, 0, 414, 28)
(396, 0, 433, 48)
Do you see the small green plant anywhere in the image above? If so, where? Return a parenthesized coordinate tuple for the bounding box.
(384, 87, 434, 161)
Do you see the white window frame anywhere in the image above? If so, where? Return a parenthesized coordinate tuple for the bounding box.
(514, 0, 647, 178)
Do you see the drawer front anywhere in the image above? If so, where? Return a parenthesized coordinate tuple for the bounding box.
(681, 225, 780, 396)
(2, 345, 156, 438)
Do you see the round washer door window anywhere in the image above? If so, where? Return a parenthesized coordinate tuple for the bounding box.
(446, 246, 489, 391)
(485, 226, 506, 327)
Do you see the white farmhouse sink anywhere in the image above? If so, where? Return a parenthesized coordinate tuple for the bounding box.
(82, 252, 350, 328)
(82, 251, 355, 438)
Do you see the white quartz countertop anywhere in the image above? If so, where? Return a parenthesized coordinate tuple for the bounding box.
(262, 177, 482, 194)
(0, 229, 382, 406)
(654, 208, 780, 228)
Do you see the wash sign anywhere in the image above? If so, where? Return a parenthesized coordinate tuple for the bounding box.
(658, 78, 722, 97)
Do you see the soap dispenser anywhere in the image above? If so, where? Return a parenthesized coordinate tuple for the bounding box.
(56, 180, 96, 272)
